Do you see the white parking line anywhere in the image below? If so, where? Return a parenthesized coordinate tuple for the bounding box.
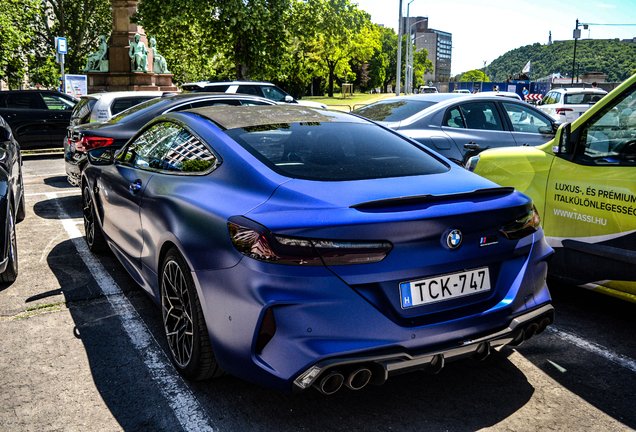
(548, 326, 636, 374)
(46, 192, 216, 432)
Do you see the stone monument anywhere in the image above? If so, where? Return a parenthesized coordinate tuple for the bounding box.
(86, 0, 178, 93)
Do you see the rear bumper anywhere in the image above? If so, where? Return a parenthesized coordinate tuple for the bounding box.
(292, 303, 554, 392)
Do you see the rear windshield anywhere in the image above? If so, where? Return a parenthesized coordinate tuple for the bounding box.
(71, 98, 97, 124)
(352, 100, 438, 122)
(224, 121, 448, 181)
(564, 93, 605, 105)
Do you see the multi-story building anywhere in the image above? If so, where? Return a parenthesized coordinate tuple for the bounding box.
(402, 17, 452, 82)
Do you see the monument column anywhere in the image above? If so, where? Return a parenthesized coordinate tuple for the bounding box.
(87, 0, 178, 92)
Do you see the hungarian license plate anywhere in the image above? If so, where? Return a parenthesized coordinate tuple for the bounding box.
(400, 267, 491, 309)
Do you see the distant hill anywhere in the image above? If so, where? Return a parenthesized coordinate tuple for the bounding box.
(483, 39, 636, 83)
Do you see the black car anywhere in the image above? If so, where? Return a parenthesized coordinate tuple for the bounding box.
(64, 93, 276, 186)
(0, 115, 25, 283)
(0, 90, 76, 150)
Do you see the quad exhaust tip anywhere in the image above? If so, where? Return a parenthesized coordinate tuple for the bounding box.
(313, 368, 373, 394)
(313, 371, 344, 395)
(344, 368, 372, 391)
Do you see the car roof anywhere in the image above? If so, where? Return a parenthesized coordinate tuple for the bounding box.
(81, 91, 166, 101)
(186, 105, 365, 130)
(478, 91, 523, 100)
(182, 81, 276, 88)
(551, 87, 607, 94)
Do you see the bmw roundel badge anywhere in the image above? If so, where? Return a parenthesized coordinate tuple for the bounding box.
(446, 229, 463, 249)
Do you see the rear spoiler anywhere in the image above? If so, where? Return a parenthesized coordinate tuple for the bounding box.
(351, 187, 515, 210)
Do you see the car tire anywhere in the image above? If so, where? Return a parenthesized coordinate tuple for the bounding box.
(16, 179, 26, 223)
(0, 206, 18, 283)
(82, 184, 107, 253)
(161, 247, 224, 380)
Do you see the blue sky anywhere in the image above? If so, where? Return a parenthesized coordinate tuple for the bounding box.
(353, 0, 636, 76)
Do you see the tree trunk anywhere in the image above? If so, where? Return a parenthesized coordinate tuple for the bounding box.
(234, 35, 250, 80)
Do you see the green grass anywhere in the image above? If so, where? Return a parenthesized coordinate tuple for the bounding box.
(301, 92, 397, 112)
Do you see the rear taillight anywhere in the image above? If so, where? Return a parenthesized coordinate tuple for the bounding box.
(228, 216, 393, 266)
(555, 108, 572, 115)
(75, 136, 114, 152)
(500, 206, 541, 240)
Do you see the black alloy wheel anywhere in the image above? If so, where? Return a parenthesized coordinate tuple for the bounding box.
(161, 248, 223, 380)
(82, 185, 107, 253)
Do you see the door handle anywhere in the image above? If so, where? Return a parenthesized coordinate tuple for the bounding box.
(5, 114, 16, 118)
(129, 179, 142, 195)
(464, 142, 480, 150)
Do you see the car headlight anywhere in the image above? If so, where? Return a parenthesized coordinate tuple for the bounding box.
(466, 155, 480, 171)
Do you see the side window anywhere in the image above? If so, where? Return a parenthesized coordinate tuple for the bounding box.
(189, 100, 240, 109)
(163, 130, 218, 173)
(204, 85, 230, 92)
(458, 102, 504, 131)
(501, 102, 552, 134)
(6, 93, 42, 109)
(261, 86, 288, 102)
(120, 122, 182, 170)
(442, 107, 465, 128)
(41, 94, 75, 110)
(240, 100, 274, 106)
(236, 85, 264, 97)
(110, 97, 154, 115)
(575, 86, 636, 166)
(119, 122, 218, 173)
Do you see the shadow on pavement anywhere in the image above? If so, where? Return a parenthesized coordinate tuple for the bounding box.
(44, 175, 77, 189)
(33, 195, 83, 220)
(516, 280, 636, 429)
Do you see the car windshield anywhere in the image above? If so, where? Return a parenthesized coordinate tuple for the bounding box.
(224, 121, 448, 181)
(352, 100, 438, 122)
(107, 97, 172, 124)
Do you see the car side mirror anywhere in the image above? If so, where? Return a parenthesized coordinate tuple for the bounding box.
(87, 147, 116, 165)
(552, 122, 573, 155)
(284, 95, 294, 103)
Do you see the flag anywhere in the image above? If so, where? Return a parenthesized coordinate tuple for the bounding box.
(522, 60, 531, 74)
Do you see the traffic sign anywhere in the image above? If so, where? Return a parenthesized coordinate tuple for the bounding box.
(57, 37, 67, 54)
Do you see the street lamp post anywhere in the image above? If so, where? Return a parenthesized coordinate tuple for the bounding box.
(571, 19, 581, 85)
(396, 0, 403, 95)
(405, 0, 415, 94)
(406, 19, 427, 94)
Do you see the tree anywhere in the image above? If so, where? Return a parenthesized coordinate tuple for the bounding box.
(368, 26, 396, 92)
(0, 0, 38, 88)
(298, 0, 379, 97)
(460, 70, 489, 82)
(134, 0, 291, 82)
(29, 0, 112, 82)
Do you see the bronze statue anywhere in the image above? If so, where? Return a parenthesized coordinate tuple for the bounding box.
(149, 37, 170, 74)
(129, 33, 149, 72)
(83, 35, 108, 72)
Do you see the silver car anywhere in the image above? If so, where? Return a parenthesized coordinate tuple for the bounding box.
(353, 94, 559, 165)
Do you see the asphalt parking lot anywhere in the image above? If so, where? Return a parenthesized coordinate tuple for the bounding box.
(1, 153, 635, 432)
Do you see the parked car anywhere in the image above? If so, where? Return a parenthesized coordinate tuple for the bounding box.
(64, 93, 275, 186)
(469, 73, 636, 303)
(453, 89, 471, 94)
(0, 115, 25, 283)
(352, 94, 559, 165)
(81, 104, 554, 393)
(70, 91, 166, 127)
(0, 90, 76, 150)
(181, 81, 328, 109)
(537, 87, 607, 123)
(418, 86, 438, 94)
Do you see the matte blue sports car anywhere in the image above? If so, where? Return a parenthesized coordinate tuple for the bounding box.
(81, 105, 554, 394)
